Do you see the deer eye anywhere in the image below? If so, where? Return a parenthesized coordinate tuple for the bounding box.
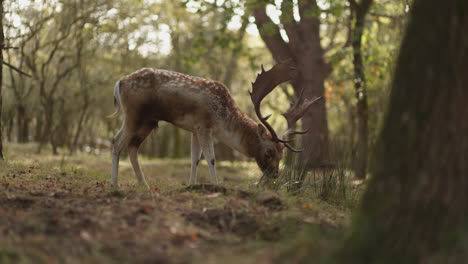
(266, 148, 273, 159)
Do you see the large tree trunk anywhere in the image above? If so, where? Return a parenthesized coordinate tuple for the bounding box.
(252, 0, 331, 164)
(297, 68, 329, 164)
(333, 0, 468, 262)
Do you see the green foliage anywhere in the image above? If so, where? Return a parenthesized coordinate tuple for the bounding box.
(325, 0, 407, 164)
(2, 0, 408, 165)
(3, 0, 264, 158)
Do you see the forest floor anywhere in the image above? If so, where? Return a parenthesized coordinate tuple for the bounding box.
(0, 143, 360, 264)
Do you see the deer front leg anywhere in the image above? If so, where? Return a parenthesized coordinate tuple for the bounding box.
(197, 130, 218, 184)
(189, 133, 203, 185)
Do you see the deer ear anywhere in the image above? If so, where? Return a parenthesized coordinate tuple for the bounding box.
(257, 124, 268, 139)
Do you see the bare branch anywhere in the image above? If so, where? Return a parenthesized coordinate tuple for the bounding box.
(3, 61, 31, 77)
(280, 0, 299, 50)
(251, 2, 294, 62)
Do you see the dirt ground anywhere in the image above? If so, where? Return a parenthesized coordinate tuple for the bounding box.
(0, 143, 352, 264)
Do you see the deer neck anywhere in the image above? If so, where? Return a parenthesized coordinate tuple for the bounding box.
(215, 108, 260, 158)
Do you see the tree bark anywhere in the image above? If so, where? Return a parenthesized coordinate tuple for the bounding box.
(298, 67, 329, 164)
(350, 0, 373, 179)
(34, 112, 43, 142)
(251, 0, 331, 164)
(6, 111, 13, 141)
(171, 126, 184, 159)
(333, 0, 468, 262)
(37, 99, 54, 153)
(16, 104, 29, 142)
(70, 12, 89, 155)
(0, 0, 4, 160)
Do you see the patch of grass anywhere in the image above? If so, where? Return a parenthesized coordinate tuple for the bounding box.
(273, 141, 362, 209)
(0, 142, 356, 264)
(0, 249, 20, 264)
(109, 189, 125, 197)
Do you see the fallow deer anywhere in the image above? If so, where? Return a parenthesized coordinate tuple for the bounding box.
(109, 61, 321, 188)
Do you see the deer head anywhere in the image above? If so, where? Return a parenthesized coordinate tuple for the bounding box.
(249, 60, 322, 178)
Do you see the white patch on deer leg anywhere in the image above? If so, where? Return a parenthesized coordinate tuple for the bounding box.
(198, 131, 217, 184)
(128, 145, 150, 189)
(111, 128, 127, 187)
(190, 133, 202, 185)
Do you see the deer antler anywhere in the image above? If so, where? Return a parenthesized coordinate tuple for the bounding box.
(249, 60, 295, 144)
(250, 60, 323, 153)
(281, 89, 323, 152)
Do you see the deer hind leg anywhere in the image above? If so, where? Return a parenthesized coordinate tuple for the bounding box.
(127, 123, 156, 189)
(197, 130, 218, 184)
(111, 125, 129, 187)
(189, 133, 203, 185)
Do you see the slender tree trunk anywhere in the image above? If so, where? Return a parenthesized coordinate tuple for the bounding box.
(71, 107, 87, 154)
(6, 111, 13, 141)
(158, 127, 170, 158)
(16, 104, 29, 142)
(333, 0, 468, 262)
(147, 132, 158, 157)
(171, 126, 184, 158)
(223, 13, 249, 88)
(71, 14, 89, 155)
(34, 113, 43, 142)
(38, 100, 54, 153)
(0, 0, 4, 160)
(350, 0, 373, 179)
(169, 21, 186, 159)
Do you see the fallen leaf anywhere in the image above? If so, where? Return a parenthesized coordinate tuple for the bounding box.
(79, 230, 93, 242)
(205, 192, 221, 199)
(45, 255, 56, 264)
(189, 233, 199, 242)
(2, 181, 9, 189)
(15, 211, 23, 218)
(139, 204, 152, 214)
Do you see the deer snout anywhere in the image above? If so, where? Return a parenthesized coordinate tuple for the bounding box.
(260, 164, 279, 179)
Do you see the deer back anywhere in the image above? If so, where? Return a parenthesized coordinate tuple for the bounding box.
(118, 68, 239, 132)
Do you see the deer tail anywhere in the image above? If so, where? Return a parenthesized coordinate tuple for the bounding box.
(107, 80, 122, 118)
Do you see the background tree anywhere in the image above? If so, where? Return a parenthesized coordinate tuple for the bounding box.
(349, 0, 373, 179)
(0, 0, 4, 159)
(1, 0, 407, 171)
(249, 0, 334, 164)
(332, 0, 468, 262)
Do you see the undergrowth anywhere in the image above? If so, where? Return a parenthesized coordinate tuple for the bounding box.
(274, 141, 362, 208)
